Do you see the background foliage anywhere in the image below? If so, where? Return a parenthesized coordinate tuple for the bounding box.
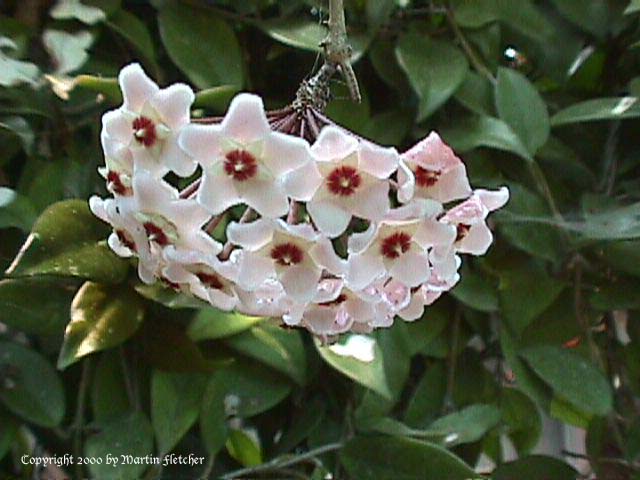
(1, 0, 640, 478)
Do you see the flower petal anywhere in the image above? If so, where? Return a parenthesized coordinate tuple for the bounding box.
(119, 63, 159, 112)
(197, 169, 240, 215)
(280, 264, 321, 303)
(459, 223, 493, 255)
(221, 93, 270, 142)
(178, 124, 224, 168)
(150, 83, 194, 130)
(311, 125, 358, 162)
(102, 109, 132, 143)
(346, 253, 386, 291)
(396, 159, 415, 204)
(309, 238, 347, 275)
(238, 178, 289, 218)
(162, 133, 198, 177)
(236, 251, 275, 290)
(262, 131, 311, 177)
(477, 186, 509, 211)
(358, 142, 398, 179)
(307, 199, 352, 238)
(389, 251, 430, 287)
(351, 181, 389, 222)
(282, 161, 323, 201)
(226, 218, 274, 250)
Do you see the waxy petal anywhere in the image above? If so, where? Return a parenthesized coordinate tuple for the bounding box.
(119, 63, 159, 112)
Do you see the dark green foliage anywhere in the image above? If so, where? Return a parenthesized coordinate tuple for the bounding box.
(1, 0, 640, 479)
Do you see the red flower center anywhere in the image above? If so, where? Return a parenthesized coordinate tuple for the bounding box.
(455, 223, 471, 242)
(132, 116, 157, 147)
(270, 242, 304, 266)
(116, 229, 136, 252)
(106, 171, 130, 195)
(196, 272, 225, 290)
(143, 222, 169, 246)
(414, 166, 441, 188)
(380, 232, 412, 259)
(326, 166, 362, 196)
(224, 150, 258, 181)
(319, 293, 347, 307)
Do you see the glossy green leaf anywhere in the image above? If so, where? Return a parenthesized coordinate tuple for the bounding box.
(58, 282, 145, 369)
(625, 0, 640, 14)
(0, 277, 75, 334)
(500, 388, 542, 454)
(451, 270, 499, 312)
(340, 435, 477, 480)
(188, 310, 263, 341)
(396, 34, 468, 120)
(454, 71, 495, 116)
(498, 261, 565, 335)
(151, 370, 207, 455)
(520, 345, 613, 415)
(91, 350, 131, 424)
(551, 97, 640, 126)
(315, 334, 392, 399)
(106, 9, 158, 72)
(0, 187, 36, 230)
(0, 409, 18, 461)
(495, 67, 550, 155)
(600, 240, 640, 277)
(224, 322, 307, 385)
(493, 455, 577, 480)
(6, 200, 129, 283)
(550, 0, 609, 38)
(84, 412, 154, 480)
(404, 363, 447, 428)
(442, 115, 532, 162)
(0, 341, 65, 427)
(134, 282, 208, 309)
(550, 395, 591, 428)
(427, 404, 501, 447)
(158, 0, 243, 89)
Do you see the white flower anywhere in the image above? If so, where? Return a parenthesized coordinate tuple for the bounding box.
(101, 63, 196, 178)
(346, 203, 456, 290)
(178, 93, 311, 218)
(397, 131, 471, 203)
(441, 187, 510, 255)
(226, 218, 345, 303)
(286, 126, 398, 238)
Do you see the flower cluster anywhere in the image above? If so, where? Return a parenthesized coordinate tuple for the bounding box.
(90, 63, 509, 338)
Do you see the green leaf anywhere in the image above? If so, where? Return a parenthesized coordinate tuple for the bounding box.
(590, 277, 640, 310)
(91, 351, 131, 423)
(151, 370, 207, 455)
(0, 409, 18, 461)
(200, 361, 292, 455)
(340, 435, 477, 480)
(226, 428, 262, 467)
(0, 186, 36, 231)
(260, 18, 369, 61)
(84, 412, 154, 480)
(600, 240, 640, 277)
(496, 184, 565, 263)
(493, 455, 577, 480)
(0, 277, 75, 334)
(520, 345, 613, 416)
(158, 0, 243, 89)
(188, 310, 263, 341)
(58, 282, 145, 369)
(0, 117, 34, 155)
(396, 35, 468, 121)
(451, 270, 499, 312)
(452, 0, 498, 28)
(625, 0, 640, 14)
(106, 10, 158, 72)
(315, 334, 392, 399)
(224, 322, 307, 385)
(498, 261, 565, 335)
(551, 97, 640, 126)
(495, 67, 550, 155)
(362, 110, 412, 146)
(550, 0, 609, 38)
(500, 388, 542, 454)
(454, 71, 495, 116)
(134, 282, 208, 309)
(442, 115, 532, 162)
(42, 29, 93, 75)
(427, 404, 501, 447)
(0, 341, 65, 427)
(577, 202, 640, 240)
(193, 85, 239, 111)
(550, 395, 591, 428)
(6, 200, 128, 283)
(50, 0, 107, 24)
(404, 363, 447, 428)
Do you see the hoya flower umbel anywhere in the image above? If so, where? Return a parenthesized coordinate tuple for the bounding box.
(101, 63, 196, 177)
(227, 218, 345, 303)
(286, 126, 399, 237)
(441, 187, 510, 255)
(398, 132, 472, 204)
(178, 94, 311, 218)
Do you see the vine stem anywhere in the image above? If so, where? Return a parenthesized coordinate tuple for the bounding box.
(72, 358, 93, 480)
(219, 442, 344, 480)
